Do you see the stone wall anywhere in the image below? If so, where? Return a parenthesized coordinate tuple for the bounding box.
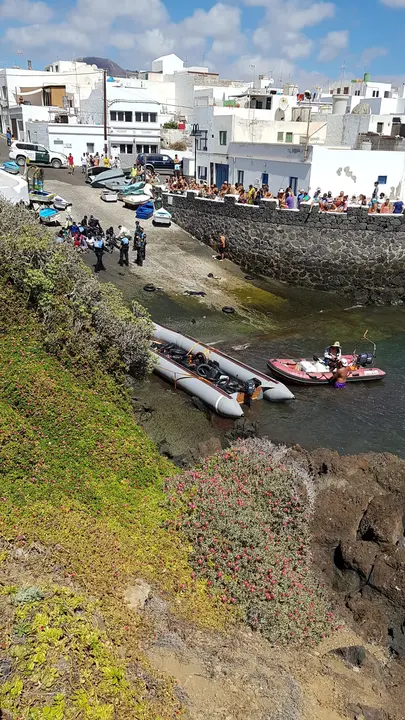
(163, 192, 405, 304)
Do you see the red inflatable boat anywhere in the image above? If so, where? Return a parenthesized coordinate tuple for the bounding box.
(267, 333, 386, 386)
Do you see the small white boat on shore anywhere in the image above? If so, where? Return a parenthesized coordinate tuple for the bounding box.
(152, 323, 294, 417)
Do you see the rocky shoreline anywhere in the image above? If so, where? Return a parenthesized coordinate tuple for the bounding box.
(132, 388, 405, 664)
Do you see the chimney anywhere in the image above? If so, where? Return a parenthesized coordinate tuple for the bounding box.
(28, 60, 32, 70)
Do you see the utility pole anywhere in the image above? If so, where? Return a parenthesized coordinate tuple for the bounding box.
(303, 90, 312, 161)
(103, 69, 108, 156)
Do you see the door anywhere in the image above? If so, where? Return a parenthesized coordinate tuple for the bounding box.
(161, 155, 173, 169)
(215, 163, 229, 187)
(11, 118, 17, 139)
(289, 176, 298, 195)
(210, 162, 214, 186)
(262, 172, 269, 185)
(35, 145, 50, 164)
(24, 143, 37, 162)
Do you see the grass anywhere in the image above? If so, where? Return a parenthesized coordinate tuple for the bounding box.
(0, 287, 227, 718)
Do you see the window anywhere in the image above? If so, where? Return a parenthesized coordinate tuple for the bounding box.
(150, 145, 158, 153)
(124, 111, 132, 122)
(198, 166, 207, 180)
(285, 132, 293, 143)
(136, 144, 142, 153)
(143, 145, 150, 154)
(289, 176, 298, 195)
(142, 112, 149, 122)
(135, 112, 141, 122)
(119, 144, 133, 154)
(87, 142, 94, 154)
(355, 90, 361, 96)
(150, 113, 157, 123)
(393, 117, 401, 123)
(262, 172, 269, 185)
(266, 97, 272, 110)
(372, 90, 379, 98)
(384, 91, 390, 98)
(277, 131, 284, 142)
(377, 122, 384, 134)
(377, 175, 387, 184)
(117, 111, 124, 121)
(237, 170, 244, 185)
(219, 130, 227, 145)
(336, 88, 341, 94)
(256, 100, 263, 109)
(110, 111, 117, 121)
(343, 87, 349, 95)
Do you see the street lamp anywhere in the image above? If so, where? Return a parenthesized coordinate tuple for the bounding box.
(190, 122, 203, 182)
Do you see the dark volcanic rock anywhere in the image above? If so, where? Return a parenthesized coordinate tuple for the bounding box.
(330, 645, 366, 668)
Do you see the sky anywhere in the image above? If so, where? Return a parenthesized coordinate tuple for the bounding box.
(0, 0, 404, 89)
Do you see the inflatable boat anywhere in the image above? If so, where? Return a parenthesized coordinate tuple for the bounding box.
(152, 323, 294, 417)
(268, 333, 385, 385)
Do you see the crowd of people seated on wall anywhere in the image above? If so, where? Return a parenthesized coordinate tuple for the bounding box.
(166, 176, 404, 214)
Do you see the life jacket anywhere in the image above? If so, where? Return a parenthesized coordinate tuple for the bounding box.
(121, 237, 129, 246)
(94, 239, 104, 250)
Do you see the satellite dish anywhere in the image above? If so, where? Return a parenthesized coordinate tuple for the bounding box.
(269, 78, 274, 85)
(279, 96, 289, 109)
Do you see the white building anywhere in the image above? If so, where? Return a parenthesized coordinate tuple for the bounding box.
(325, 74, 405, 116)
(151, 54, 185, 75)
(194, 102, 326, 187)
(0, 61, 102, 138)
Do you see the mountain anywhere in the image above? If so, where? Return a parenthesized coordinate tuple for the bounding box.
(76, 56, 135, 78)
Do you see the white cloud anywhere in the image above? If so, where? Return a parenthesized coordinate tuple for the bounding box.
(359, 46, 388, 66)
(0, 0, 53, 22)
(318, 29, 348, 61)
(379, 0, 405, 6)
(4, 23, 89, 49)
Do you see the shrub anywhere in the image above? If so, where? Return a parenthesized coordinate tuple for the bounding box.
(0, 200, 152, 379)
(169, 141, 187, 151)
(162, 121, 178, 129)
(166, 438, 334, 645)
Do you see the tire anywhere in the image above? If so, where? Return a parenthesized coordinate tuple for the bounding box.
(143, 284, 156, 292)
(51, 158, 62, 169)
(16, 155, 26, 167)
(145, 164, 154, 173)
(196, 363, 212, 379)
(222, 306, 235, 314)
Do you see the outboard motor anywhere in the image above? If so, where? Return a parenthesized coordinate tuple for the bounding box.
(356, 353, 373, 367)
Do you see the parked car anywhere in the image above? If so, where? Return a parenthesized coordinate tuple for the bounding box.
(137, 153, 182, 172)
(9, 142, 67, 169)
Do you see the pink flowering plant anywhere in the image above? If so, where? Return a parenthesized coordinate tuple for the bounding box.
(166, 439, 334, 645)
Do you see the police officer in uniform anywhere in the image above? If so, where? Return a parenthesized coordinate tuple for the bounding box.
(119, 235, 130, 266)
(94, 236, 105, 272)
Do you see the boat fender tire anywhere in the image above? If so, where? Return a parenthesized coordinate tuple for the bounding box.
(196, 364, 212, 379)
(222, 306, 235, 314)
(244, 274, 255, 281)
(143, 284, 156, 292)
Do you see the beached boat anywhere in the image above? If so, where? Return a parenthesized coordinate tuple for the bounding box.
(136, 200, 154, 219)
(29, 190, 55, 204)
(89, 168, 125, 188)
(39, 207, 60, 225)
(53, 195, 71, 211)
(1, 161, 20, 175)
(268, 334, 386, 385)
(118, 181, 146, 199)
(101, 188, 118, 202)
(152, 323, 294, 417)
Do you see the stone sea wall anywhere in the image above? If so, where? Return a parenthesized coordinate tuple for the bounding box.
(163, 192, 405, 304)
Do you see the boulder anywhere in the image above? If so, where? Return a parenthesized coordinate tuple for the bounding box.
(330, 645, 366, 668)
(339, 540, 379, 580)
(357, 495, 404, 545)
(347, 704, 388, 720)
(368, 550, 405, 605)
(124, 579, 152, 611)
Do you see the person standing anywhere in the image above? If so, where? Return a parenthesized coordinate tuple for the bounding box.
(103, 154, 110, 168)
(81, 153, 87, 174)
(67, 153, 75, 174)
(133, 221, 142, 251)
(119, 235, 130, 266)
(94, 236, 105, 272)
(6, 127, 11, 146)
(174, 154, 181, 178)
(217, 234, 226, 260)
(94, 153, 100, 167)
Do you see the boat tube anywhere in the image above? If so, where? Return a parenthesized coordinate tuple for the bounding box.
(153, 352, 243, 418)
(152, 323, 295, 403)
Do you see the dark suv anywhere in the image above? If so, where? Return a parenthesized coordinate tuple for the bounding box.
(137, 153, 182, 172)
